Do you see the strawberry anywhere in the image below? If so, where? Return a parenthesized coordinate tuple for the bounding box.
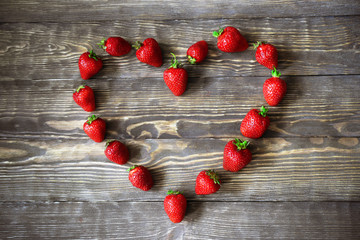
(163, 53, 188, 96)
(164, 190, 187, 223)
(127, 165, 153, 191)
(83, 115, 106, 142)
(187, 40, 208, 64)
(240, 106, 270, 139)
(73, 85, 95, 112)
(98, 37, 131, 56)
(104, 140, 129, 165)
(78, 50, 103, 80)
(223, 138, 252, 172)
(133, 38, 163, 67)
(253, 41, 278, 69)
(213, 26, 248, 52)
(195, 170, 221, 195)
(263, 68, 287, 106)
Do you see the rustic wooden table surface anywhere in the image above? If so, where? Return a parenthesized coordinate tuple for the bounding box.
(1, 1, 360, 239)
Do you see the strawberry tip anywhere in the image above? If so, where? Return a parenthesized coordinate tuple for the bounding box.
(74, 85, 86, 93)
(187, 55, 197, 65)
(132, 41, 142, 50)
(206, 170, 221, 185)
(97, 38, 107, 49)
(167, 190, 183, 195)
(233, 138, 249, 150)
(259, 106, 268, 117)
(271, 67, 281, 78)
(88, 50, 99, 61)
(169, 53, 182, 69)
(127, 165, 138, 172)
(212, 27, 224, 38)
(86, 114, 98, 125)
(105, 139, 116, 148)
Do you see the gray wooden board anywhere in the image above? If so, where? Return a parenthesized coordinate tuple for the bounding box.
(1, 0, 360, 22)
(0, 201, 359, 240)
(1, 0, 360, 238)
(0, 138, 359, 202)
(0, 16, 359, 81)
(0, 76, 359, 139)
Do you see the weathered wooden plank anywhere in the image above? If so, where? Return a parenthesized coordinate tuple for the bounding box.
(0, 0, 359, 22)
(0, 201, 359, 239)
(0, 138, 359, 202)
(0, 16, 359, 81)
(0, 76, 359, 139)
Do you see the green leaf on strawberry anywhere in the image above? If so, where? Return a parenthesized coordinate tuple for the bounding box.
(212, 27, 224, 38)
(206, 170, 221, 185)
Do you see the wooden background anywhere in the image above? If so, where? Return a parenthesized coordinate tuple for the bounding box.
(1, 0, 360, 239)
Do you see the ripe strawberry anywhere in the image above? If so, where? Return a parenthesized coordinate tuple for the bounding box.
(83, 115, 106, 142)
(163, 53, 188, 96)
(127, 165, 153, 191)
(263, 68, 287, 106)
(78, 50, 103, 80)
(253, 41, 278, 69)
(133, 38, 163, 67)
(98, 37, 131, 56)
(223, 138, 252, 172)
(213, 26, 248, 52)
(104, 140, 129, 165)
(164, 190, 187, 223)
(73, 85, 95, 112)
(240, 106, 270, 139)
(187, 40, 208, 64)
(195, 170, 221, 195)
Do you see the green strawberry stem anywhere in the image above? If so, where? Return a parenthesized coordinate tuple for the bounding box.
(74, 85, 86, 93)
(212, 27, 224, 38)
(105, 139, 116, 148)
(167, 190, 183, 195)
(271, 67, 281, 78)
(132, 41, 142, 50)
(252, 41, 264, 49)
(188, 55, 197, 65)
(233, 138, 249, 150)
(88, 50, 98, 61)
(127, 165, 138, 172)
(259, 106, 268, 117)
(86, 114, 99, 125)
(97, 38, 107, 49)
(169, 53, 182, 69)
(206, 170, 221, 185)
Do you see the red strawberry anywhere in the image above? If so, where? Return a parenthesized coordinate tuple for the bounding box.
(187, 40, 208, 64)
(73, 85, 95, 112)
(78, 50, 103, 80)
(133, 38, 163, 67)
(98, 37, 131, 56)
(240, 106, 270, 139)
(263, 68, 287, 106)
(164, 190, 187, 223)
(127, 165, 153, 191)
(163, 53, 188, 96)
(213, 26, 248, 52)
(223, 138, 252, 172)
(104, 140, 129, 165)
(195, 170, 221, 195)
(83, 115, 106, 142)
(254, 41, 278, 69)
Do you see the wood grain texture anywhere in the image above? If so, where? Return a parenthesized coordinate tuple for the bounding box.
(1, 0, 359, 22)
(1, 1, 360, 238)
(0, 76, 359, 139)
(0, 138, 359, 202)
(0, 201, 359, 240)
(0, 16, 359, 81)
